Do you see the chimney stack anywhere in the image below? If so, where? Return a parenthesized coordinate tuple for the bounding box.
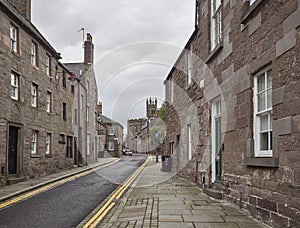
(84, 33, 94, 66)
(97, 101, 102, 115)
(8, 0, 31, 21)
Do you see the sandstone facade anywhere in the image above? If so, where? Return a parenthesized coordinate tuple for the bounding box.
(165, 0, 300, 227)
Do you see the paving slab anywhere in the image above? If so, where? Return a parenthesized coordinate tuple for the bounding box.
(100, 156, 268, 228)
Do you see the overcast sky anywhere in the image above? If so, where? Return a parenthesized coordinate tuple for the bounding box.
(32, 0, 195, 132)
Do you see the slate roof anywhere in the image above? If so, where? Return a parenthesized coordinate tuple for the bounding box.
(99, 114, 123, 128)
(64, 63, 85, 77)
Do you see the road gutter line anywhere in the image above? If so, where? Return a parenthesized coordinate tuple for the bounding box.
(82, 156, 151, 228)
(0, 159, 120, 210)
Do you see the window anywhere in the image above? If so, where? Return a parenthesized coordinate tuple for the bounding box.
(31, 41, 38, 66)
(63, 102, 67, 121)
(46, 133, 51, 155)
(46, 91, 52, 113)
(87, 134, 90, 155)
(108, 127, 114, 135)
(31, 83, 38, 107)
(250, 0, 256, 5)
(81, 95, 84, 110)
(187, 50, 192, 85)
(62, 71, 66, 88)
(187, 124, 192, 159)
(87, 106, 89, 122)
(87, 80, 89, 92)
(46, 54, 51, 76)
(210, 0, 222, 50)
(108, 141, 115, 151)
(10, 24, 18, 53)
(59, 134, 65, 144)
(169, 142, 174, 154)
(11, 72, 19, 100)
(66, 136, 73, 158)
(254, 70, 272, 157)
(31, 130, 38, 154)
(71, 85, 74, 94)
(74, 109, 78, 125)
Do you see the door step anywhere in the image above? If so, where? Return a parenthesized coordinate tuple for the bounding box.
(7, 177, 25, 185)
(203, 183, 222, 199)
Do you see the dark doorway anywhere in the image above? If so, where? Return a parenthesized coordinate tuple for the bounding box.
(8, 126, 20, 175)
(74, 137, 78, 166)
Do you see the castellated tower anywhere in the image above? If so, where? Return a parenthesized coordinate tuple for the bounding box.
(146, 98, 158, 118)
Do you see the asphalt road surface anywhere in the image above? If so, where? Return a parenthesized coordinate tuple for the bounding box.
(0, 155, 146, 228)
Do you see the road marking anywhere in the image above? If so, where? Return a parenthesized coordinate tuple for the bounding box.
(82, 156, 151, 228)
(0, 159, 119, 210)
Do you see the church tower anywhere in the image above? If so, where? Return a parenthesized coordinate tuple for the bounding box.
(146, 98, 158, 118)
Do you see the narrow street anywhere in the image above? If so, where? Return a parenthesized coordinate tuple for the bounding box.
(0, 156, 146, 228)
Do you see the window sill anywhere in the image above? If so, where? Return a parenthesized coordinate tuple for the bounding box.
(11, 51, 21, 58)
(45, 154, 52, 158)
(244, 157, 279, 168)
(241, 0, 264, 24)
(205, 43, 223, 63)
(31, 154, 40, 158)
(186, 82, 193, 90)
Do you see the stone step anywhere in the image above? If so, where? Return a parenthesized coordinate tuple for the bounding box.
(203, 188, 222, 199)
(7, 177, 25, 185)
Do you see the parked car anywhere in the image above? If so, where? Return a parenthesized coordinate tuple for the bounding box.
(123, 149, 133, 156)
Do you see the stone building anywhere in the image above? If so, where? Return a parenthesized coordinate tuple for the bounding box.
(98, 114, 123, 157)
(127, 98, 164, 154)
(126, 118, 147, 152)
(64, 34, 99, 165)
(164, 0, 300, 227)
(0, 0, 75, 185)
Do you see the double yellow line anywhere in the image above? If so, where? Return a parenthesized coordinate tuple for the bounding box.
(83, 156, 151, 228)
(0, 160, 119, 210)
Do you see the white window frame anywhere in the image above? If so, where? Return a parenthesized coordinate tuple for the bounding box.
(187, 50, 192, 85)
(108, 127, 114, 136)
(46, 133, 51, 155)
(31, 42, 37, 66)
(87, 134, 90, 155)
(31, 130, 38, 154)
(46, 54, 51, 76)
(31, 83, 38, 107)
(187, 124, 192, 160)
(108, 141, 115, 151)
(254, 70, 273, 157)
(250, 0, 256, 5)
(11, 73, 19, 100)
(87, 105, 89, 123)
(10, 25, 18, 53)
(46, 91, 52, 113)
(210, 0, 222, 50)
(211, 97, 222, 182)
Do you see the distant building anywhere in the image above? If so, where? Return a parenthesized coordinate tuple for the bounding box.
(0, 0, 75, 185)
(64, 34, 99, 165)
(164, 0, 300, 227)
(98, 114, 123, 157)
(127, 98, 164, 154)
(126, 118, 147, 152)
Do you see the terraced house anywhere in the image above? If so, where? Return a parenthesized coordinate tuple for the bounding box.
(0, 0, 99, 186)
(164, 0, 300, 227)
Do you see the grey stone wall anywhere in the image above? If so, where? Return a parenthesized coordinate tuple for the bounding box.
(0, 8, 75, 185)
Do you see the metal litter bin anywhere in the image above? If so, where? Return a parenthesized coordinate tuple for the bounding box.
(161, 154, 172, 172)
